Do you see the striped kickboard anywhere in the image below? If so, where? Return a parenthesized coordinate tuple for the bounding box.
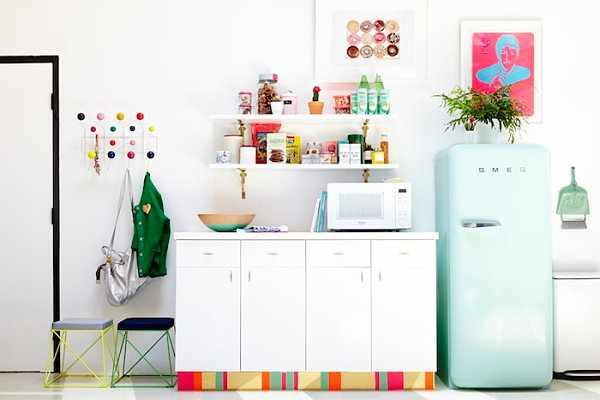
(178, 371, 435, 391)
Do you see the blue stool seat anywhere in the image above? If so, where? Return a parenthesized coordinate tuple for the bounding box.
(117, 317, 174, 331)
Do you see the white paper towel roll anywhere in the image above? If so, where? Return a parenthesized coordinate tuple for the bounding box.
(240, 146, 256, 164)
(223, 135, 243, 164)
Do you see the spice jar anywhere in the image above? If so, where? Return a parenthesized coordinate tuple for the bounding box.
(238, 92, 252, 106)
(257, 73, 279, 114)
(237, 105, 252, 115)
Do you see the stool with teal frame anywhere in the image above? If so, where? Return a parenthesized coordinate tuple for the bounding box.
(111, 317, 176, 388)
(44, 318, 115, 388)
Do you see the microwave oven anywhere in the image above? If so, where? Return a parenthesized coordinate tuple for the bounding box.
(327, 182, 411, 231)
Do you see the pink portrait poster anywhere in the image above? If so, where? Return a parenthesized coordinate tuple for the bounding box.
(471, 32, 535, 116)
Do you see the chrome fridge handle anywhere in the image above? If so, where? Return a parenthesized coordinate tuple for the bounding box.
(461, 220, 502, 228)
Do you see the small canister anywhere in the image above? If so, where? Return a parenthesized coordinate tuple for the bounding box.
(372, 147, 385, 164)
(238, 91, 252, 106)
(281, 90, 298, 114)
(237, 104, 252, 115)
(240, 146, 256, 164)
(379, 89, 390, 114)
(367, 89, 378, 114)
(216, 150, 231, 163)
(223, 135, 243, 164)
(350, 90, 358, 114)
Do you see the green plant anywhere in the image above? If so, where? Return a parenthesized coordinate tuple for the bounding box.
(434, 85, 528, 143)
(312, 86, 321, 102)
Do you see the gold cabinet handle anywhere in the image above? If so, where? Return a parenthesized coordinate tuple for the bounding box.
(203, 252, 214, 256)
(398, 251, 410, 255)
(248, 271, 251, 282)
(267, 252, 278, 256)
(379, 271, 382, 282)
(333, 252, 344, 256)
(229, 270, 233, 282)
(361, 271, 364, 282)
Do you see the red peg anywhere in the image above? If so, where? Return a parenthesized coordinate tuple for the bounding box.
(136, 112, 144, 120)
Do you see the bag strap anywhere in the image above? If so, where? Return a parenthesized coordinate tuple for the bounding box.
(109, 168, 134, 249)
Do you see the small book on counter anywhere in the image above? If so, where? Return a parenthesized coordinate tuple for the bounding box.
(236, 226, 289, 233)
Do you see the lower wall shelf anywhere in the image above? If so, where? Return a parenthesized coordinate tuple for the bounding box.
(177, 371, 435, 391)
(208, 163, 400, 199)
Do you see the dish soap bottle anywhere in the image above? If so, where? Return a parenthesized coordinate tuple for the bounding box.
(358, 74, 370, 90)
(380, 133, 389, 164)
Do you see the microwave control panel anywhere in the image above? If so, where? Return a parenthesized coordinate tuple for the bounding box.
(395, 185, 412, 229)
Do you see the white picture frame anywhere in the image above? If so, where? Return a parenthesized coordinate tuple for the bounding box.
(315, 0, 428, 82)
(460, 20, 543, 123)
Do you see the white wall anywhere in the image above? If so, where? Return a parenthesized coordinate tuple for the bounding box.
(1, 0, 599, 366)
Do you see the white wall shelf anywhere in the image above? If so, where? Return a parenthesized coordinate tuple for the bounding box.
(209, 114, 397, 124)
(209, 114, 399, 199)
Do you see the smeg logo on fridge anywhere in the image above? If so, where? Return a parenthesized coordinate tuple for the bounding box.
(477, 166, 527, 173)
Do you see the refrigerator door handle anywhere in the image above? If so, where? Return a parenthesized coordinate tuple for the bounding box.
(461, 220, 502, 228)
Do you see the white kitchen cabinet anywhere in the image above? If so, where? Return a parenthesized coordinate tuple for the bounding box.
(306, 267, 371, 371)
(241, 240, 305, 371)
(175, 232, 438, 376)
(371, 240, 436, 372)
(176, 267, 240, 371)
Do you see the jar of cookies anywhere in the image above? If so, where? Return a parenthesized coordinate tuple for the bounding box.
(257, 73, 279, 114)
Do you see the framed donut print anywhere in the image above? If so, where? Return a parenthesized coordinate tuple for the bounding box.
(315, 0, 428, 82)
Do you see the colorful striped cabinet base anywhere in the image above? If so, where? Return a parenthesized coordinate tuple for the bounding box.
(178, 371, 435, 391)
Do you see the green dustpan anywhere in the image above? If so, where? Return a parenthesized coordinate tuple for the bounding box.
(556, 166, 589, 229)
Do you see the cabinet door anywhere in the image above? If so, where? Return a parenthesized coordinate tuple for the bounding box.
(372, 266, 436, 371)
(176, 267, 240, 371)
(306, 267, 371, 371)
(241, 267, 305, 371)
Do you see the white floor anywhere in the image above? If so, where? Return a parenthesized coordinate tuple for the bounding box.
(2, 374, 600, 400)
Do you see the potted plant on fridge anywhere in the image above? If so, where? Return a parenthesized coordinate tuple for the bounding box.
(308, 86, 324, 115)
(435, 85, 528, 143)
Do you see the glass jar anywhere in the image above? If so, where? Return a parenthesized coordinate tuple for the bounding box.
(238, 91, 252, 106)
(237, 105, 252, 115)
(257, 73, 279, 114)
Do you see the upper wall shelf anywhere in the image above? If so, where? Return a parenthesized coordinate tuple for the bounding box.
(209, 114, 397, 124)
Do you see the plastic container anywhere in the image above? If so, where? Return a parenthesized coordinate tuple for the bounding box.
(281, 90, 297, 114)
(379, 89, 390, 114)
(257, 73, 278, 114)
(367, 89, 378, 114)
(238, 92, 252, 106)
(372, 148, 384, 164)
(357, 88, 367, 114)
(237, 104, 252, 115)
(350, 90, 358, 114)
(319, 151, 333, 164)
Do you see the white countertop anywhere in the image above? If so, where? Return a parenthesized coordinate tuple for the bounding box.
(174, 231, 439, 240)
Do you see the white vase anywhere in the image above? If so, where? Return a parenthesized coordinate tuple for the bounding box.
(472, 124, 509, 144)
(462, 128, 477, 144)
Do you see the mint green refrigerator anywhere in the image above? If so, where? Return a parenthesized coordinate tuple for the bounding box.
(435, 144, 553, 389)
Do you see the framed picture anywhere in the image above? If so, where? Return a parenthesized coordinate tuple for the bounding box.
(461, 20, 543, 123)
(315, 0, 428, 82)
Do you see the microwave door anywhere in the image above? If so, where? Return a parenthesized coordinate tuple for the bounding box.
(331, 189, 395, 230)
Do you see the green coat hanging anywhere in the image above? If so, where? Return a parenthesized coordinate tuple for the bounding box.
(131, 172, 171, 277)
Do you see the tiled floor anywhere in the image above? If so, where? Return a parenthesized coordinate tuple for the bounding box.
(3, 374, 600, 399)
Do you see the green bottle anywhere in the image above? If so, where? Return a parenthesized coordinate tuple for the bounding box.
(358, 74, 370, 90)
(373, 74, 384, 94)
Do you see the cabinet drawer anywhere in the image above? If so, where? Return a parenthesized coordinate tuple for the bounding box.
(306, 240, 370, 268)
(371, 240, 436, 268)
(176, 240, 240, 268)
(241, 240, 304, 268)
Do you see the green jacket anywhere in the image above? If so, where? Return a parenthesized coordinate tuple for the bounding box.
(131, 172, 170, 277)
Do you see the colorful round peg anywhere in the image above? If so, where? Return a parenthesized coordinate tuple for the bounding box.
(110, 126, 116, 132)
(136, 112, 144, 120)
(117, 112, 125, 121)
(148, 126, 155, 133)
(96, 113, 105, 120)
(127, 151, 135, 159)
(129, 125, 136, 132)
(129, 139, 136, 146)
(77, 113, 85, 121)
(147, 151, 155, 159)
(107, 151, 116, 159)
(90, 126, 96, 132)
(87, 151, 96, 159)
(109, 140, 116, 146)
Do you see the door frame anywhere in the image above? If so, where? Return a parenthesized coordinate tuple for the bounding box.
(0, 56, 60, 371)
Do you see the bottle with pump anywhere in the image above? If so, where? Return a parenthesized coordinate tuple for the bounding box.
(380, 133, 389, 164)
